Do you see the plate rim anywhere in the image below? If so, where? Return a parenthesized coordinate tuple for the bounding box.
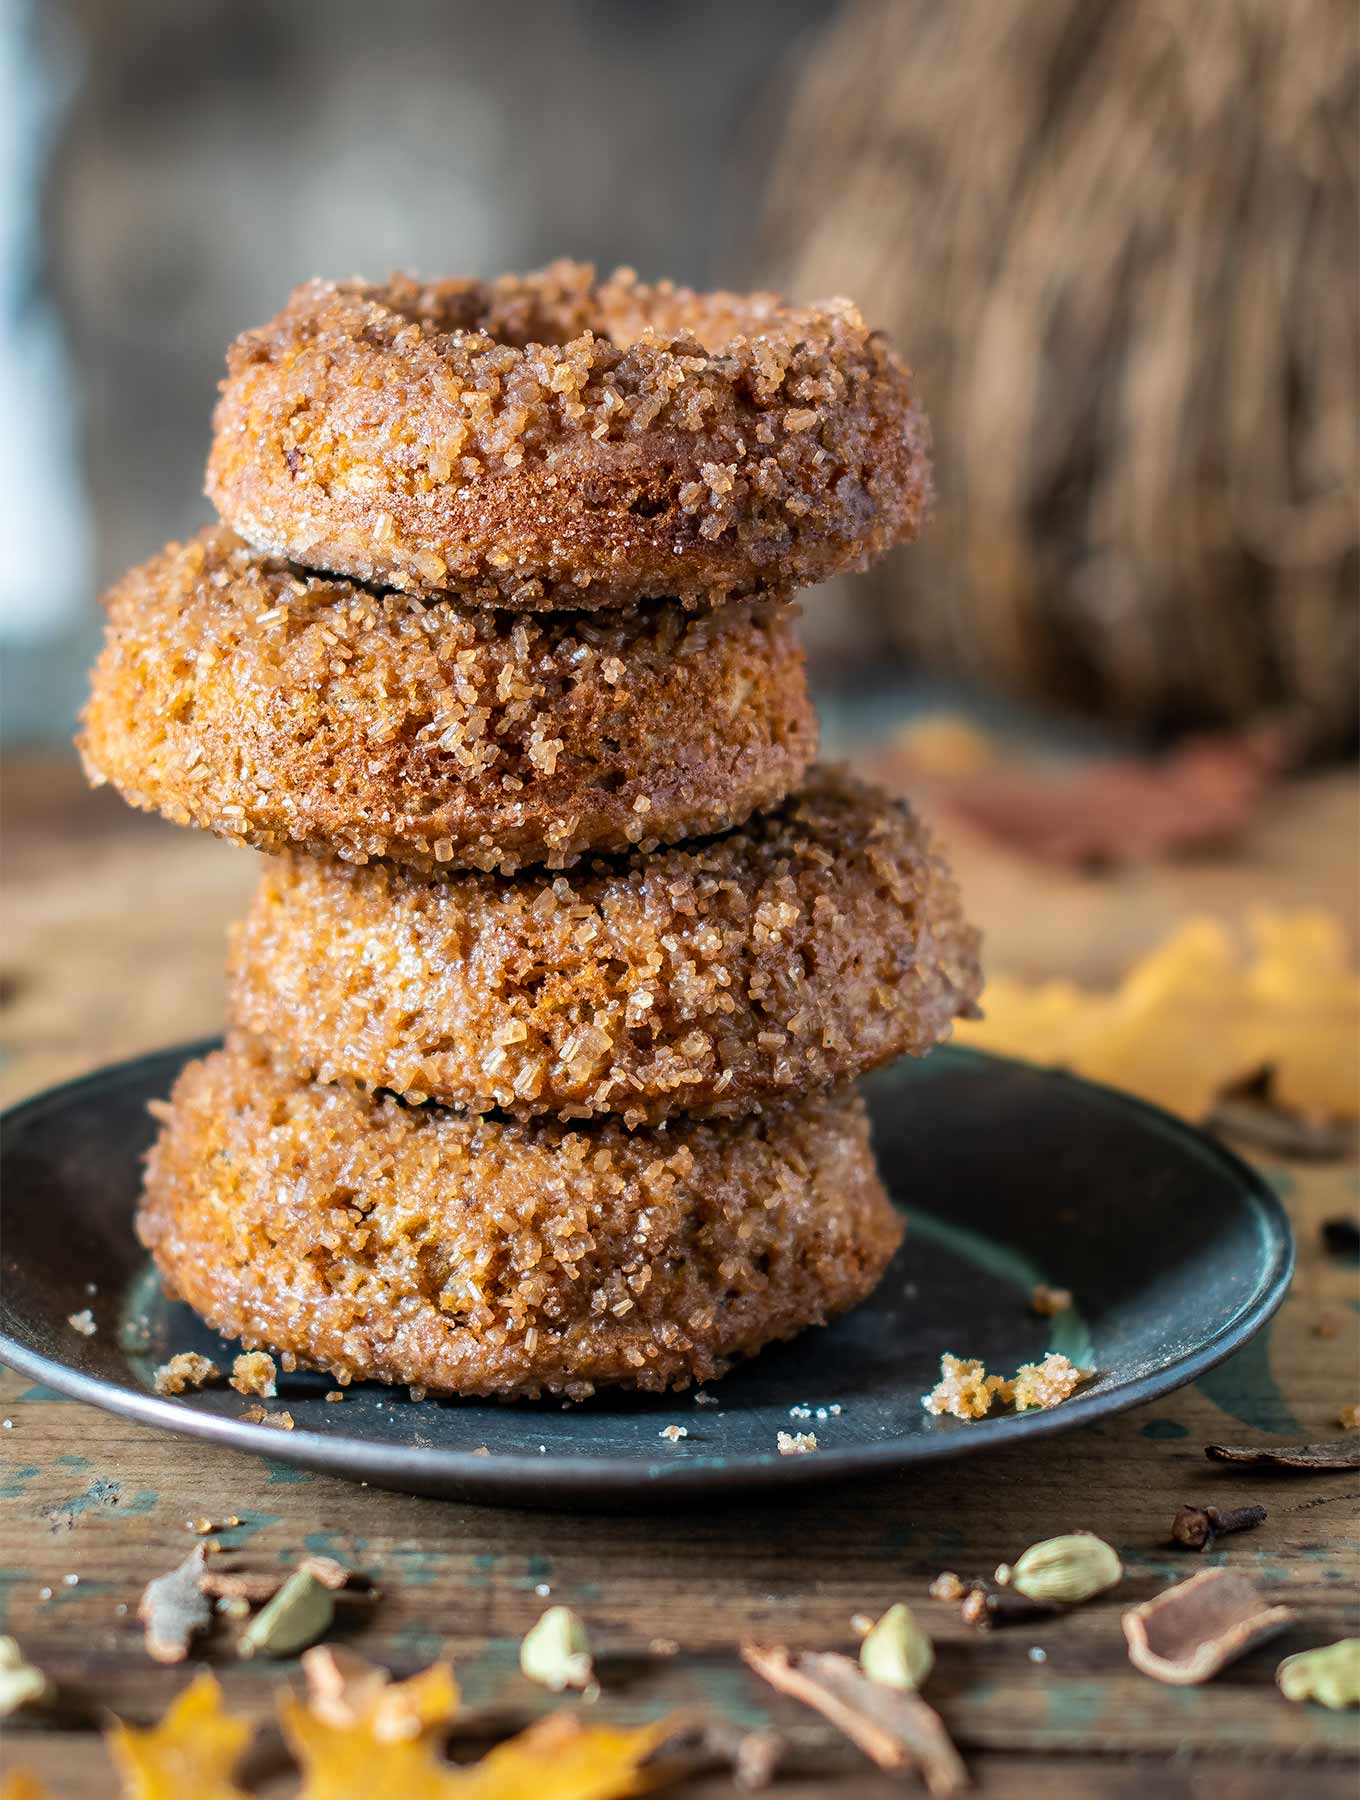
(0, 1040, 1295, 1501)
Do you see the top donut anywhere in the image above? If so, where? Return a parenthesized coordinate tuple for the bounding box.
(207, 262, 932, 611)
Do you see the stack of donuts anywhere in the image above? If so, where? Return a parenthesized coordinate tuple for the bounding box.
(80, 264, 981, 1401)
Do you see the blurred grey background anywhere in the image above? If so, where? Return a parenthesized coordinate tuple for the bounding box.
(3, 0, 1355, 751)
(2, 0, 832, 740)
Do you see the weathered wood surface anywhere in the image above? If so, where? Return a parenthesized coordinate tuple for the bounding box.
(3, 754, 1358, 1797)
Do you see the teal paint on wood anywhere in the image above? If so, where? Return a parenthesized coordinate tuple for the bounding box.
(1195, 1321, 1301, 1435)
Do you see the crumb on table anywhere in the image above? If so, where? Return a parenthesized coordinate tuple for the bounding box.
(66, 1310, 96, 1337)
(777, 1430, 818, 1456)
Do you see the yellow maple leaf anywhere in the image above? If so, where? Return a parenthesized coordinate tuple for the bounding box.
(285, 1651, 674, 1800)
(283, 1659, 464, 1800)
(2, 1775, 54, 1800)
(955, 911, 1359, 1122)
(452, 1713, 672, 1800)
(107, 1671, 252, 1800)
(1240, 911, 1360, 1119)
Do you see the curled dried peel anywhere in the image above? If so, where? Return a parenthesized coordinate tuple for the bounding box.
(956, 911, 1359, 1121)
(1123, 1568, 1294, 1685)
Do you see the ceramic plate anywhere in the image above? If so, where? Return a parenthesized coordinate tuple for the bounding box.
(0, 1042, 1292, 1507)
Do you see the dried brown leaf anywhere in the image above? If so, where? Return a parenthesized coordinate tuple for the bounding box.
(1123, 1568, 1294, 1685)
(138, 1544, 212, 1664)
(742, 1645, 968, 1794)
(651, 1717, 784, 1790)
(875, 718, 1290, 869)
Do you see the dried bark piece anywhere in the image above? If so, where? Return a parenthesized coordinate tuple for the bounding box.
(1207, 1096, 1357, 1162)
(650, 1719, 784, 1791)
(1205, 1440, 1360, 1471)
(742, 1645, 968, 1794)
(1123, 1568, 1294, 1685)
(138, 1545, 212, 1664)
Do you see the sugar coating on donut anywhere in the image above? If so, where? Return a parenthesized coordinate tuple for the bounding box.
(229, 768, 983, 1123)
(78, 526, 815, 872)
(208, 262, 932, 610)
(138, 1035, 903, 1400)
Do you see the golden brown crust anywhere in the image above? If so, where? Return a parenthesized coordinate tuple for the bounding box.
(138, 1035, 902, 1399)
(206, 263, 932, 610)
(78, 526, 814, 873)
(228, 768, 983, 1123)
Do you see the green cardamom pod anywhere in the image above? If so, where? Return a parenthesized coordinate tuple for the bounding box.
(520, 1605, 593, 1691)
(0, 1637, 52, 1716)
(1277, 1639, 1360, 1709)
(1010, 1532, 1122, 1605)
(859, 1602, 934, 1689)
(238, 1567, 334, 1659)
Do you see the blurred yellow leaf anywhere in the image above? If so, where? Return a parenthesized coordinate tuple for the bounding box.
(453, 1713, 672, 1800)
(285, 1650, 673, 1800)
(1, 1774, 54, 1800)
(955, 911, 1359, 1121)
(108, 1672, 251, 1800)
(283, 1658, 463, 1800)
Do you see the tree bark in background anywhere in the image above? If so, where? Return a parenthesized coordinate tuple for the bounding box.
(763, 0, 1358, 750)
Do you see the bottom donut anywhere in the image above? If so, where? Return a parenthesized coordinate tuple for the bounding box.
(138, 1035, 903, 1399)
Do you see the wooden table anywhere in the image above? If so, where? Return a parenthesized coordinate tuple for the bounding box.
(3, 753, 1358, 1797)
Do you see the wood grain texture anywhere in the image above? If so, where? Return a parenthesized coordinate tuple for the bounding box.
(2, 752, 1357, 1797)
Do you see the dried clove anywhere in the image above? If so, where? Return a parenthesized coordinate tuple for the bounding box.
(1171, 1502, 1267, 1551)
(1320, 1216, 1360, 1260)
(961, 1584, 1062, 1629)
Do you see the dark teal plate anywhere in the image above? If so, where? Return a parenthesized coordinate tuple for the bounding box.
(0, 1042, 1292, 1508)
